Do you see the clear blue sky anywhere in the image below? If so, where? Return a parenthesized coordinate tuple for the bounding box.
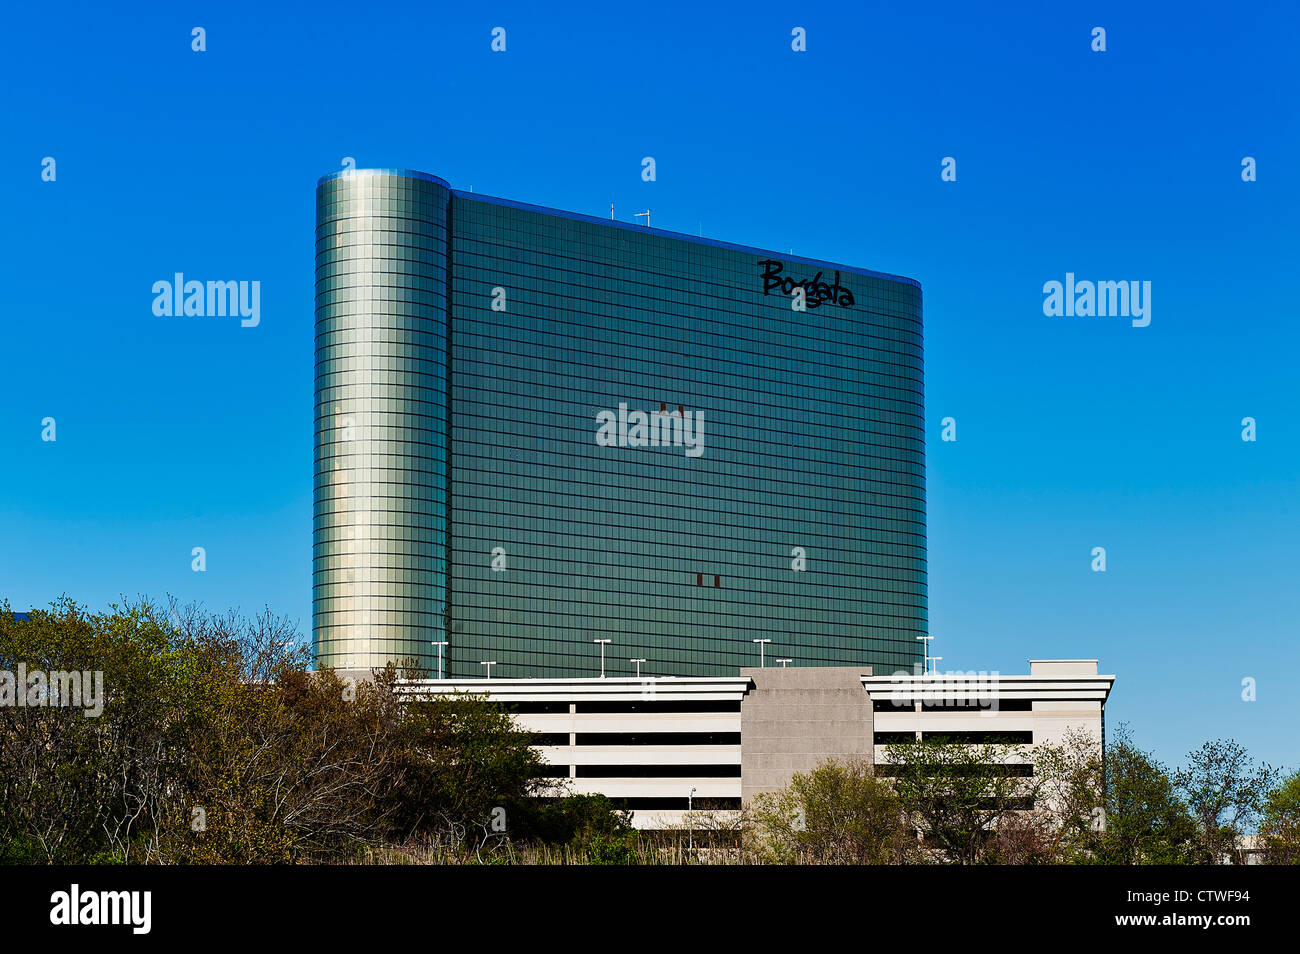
(2, 1, 1296, 772)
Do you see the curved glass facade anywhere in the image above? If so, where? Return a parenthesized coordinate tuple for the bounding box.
(314, 170, 925, 677)
(314, 171, 449, 670)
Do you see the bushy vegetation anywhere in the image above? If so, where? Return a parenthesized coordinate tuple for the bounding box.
(744, 727, 1290, 865)
(3, 598, 1293, 865)
(748, 759, 911, 863)
(0, 598, 625, 864)
(1260, 769, 1300, 864)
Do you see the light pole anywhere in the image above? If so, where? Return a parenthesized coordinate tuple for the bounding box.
(480, 660, 497, 679)
(594, 639, 611, 678)
(917, 635, 933, 675)
(433, 641, 448, 680)
(752, 638, 772, 668)
(688, 786, 697, 852)
(776, 658, 793, 668)
(630, 658, 647, 677)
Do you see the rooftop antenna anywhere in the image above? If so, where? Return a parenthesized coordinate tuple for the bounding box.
(634, 209, 652, 228)
(610, 203, 614, 220)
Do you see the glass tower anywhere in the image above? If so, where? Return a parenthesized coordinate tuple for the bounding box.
(314, 171, 450, 670)
(314, 169, 926, 678)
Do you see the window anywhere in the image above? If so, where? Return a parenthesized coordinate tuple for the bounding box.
(873, 699, 914, 712)
(922, 699, 1031, 712)
(575, 732, 740, 746)
(574, 700, 741, 714)
(874, 731, 916, 744)
(575, 764, 741, 778)
(922, 731, 1033, 744)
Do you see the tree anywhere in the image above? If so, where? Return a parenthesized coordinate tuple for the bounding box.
(883, 737, 1037, 865)
(993, 727, 1106, 864)
(1260, 770, 1300, 864)
(749, 758, 912, 864)
(0, 597, 557, 864)
(1174, 739, 1277, 864)
(520, 794, 633, 843)
(384, 690, 555, 858)
(0, 597, 227, 863)
(1089, 727, 1196, 865)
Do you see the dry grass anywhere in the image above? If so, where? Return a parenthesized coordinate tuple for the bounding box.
(335, 839, 753, 865)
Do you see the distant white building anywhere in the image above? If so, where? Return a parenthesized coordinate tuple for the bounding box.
(398, 659, 1114, 829)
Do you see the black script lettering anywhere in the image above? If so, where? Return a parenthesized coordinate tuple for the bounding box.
(757, 260, 853, 309)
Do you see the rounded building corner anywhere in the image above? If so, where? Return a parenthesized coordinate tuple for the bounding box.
(316, 168, 451, 189)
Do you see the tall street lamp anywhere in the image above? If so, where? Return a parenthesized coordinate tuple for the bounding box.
(594, 639, 611, 678)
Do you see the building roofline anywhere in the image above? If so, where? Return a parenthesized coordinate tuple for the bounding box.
(450, 189, 922, 289)
(861, 671, 1114, 705)
(863, 675, 1118, 686)
(314, 168, 921, 289)
(316, 168, 450, 188)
